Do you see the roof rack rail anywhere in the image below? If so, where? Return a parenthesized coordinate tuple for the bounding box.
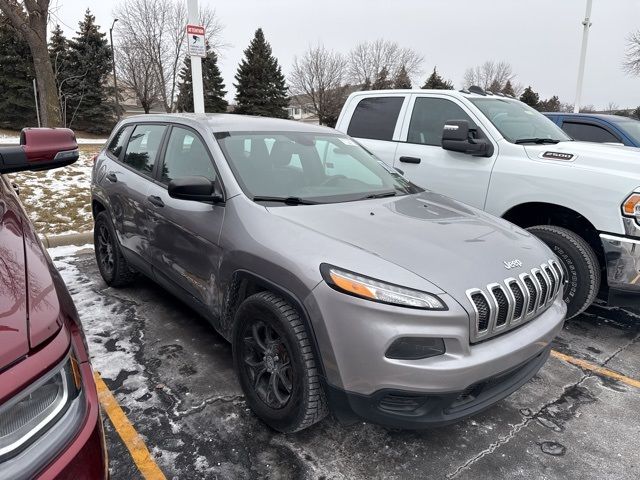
(459, 88, 470, 94)
(468, 86, 487, 96)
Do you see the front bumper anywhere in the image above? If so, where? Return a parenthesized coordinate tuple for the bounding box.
(327, 346, 551, 429)
(306, 281, 566, 397)
(600, 232, 640, 295)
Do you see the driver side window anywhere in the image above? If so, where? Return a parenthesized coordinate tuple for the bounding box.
(408, 97, 476, 146)
(160, 127, 216, 184)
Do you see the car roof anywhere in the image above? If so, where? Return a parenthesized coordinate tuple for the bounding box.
(121, 113, 338, 134)
(347, 89, 520, 101)
(543, 112, 634, 122)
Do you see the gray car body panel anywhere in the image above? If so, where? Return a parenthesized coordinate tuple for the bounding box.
(92, 113, 566, 400)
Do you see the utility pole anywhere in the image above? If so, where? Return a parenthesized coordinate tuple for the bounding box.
(573, 0, 593, 113)
(187, 0, 205, 113)
(110, 19, 122, 119)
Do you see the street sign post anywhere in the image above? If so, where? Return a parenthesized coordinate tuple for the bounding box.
(186, 24, 206, 58)
(186, 0, 205, 113)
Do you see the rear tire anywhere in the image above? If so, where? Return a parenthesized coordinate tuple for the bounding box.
(526, 225, 600, 318)
(232, 292, 328, 433)
(94, 211, 137, 287)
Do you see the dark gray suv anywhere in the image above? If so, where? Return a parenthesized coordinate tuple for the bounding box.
(91, 114, 566, 432)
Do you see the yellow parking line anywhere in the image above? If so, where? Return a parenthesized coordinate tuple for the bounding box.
(551, 350, 640, 389)
(94, 372, 167, 480)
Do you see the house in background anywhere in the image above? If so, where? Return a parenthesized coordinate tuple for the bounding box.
(287, 93, 319, 124)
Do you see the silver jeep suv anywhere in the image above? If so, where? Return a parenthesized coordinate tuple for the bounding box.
(91, 114, 566, 432)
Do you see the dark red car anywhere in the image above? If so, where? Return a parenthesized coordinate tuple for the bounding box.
(0, 129, 107, 479)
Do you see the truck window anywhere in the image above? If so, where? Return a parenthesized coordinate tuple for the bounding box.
(107, 125, 132, 159)
(347, 97, 404, 141)
(562, 122, 621, 143)
(408, 97, 475, 146)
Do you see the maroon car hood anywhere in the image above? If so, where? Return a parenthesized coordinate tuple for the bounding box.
(0, 199, 29, 369)
(0, 183, 63, 370)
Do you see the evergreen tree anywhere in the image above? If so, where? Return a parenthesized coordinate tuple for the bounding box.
(49, 24, 70, 119)
(538, 95, 561, 112)
(234, 28, 288, 118)
(65, 10, 115, 133)
(501, 80, 515, 96)
(488, 79, 502, 93)
(393, 65, 412, 89)
(372, 67, 393, 90)
(422, 67, 454, 89)
(519, 86, 539, 109)
(0, 19, 37, 129)
(176, 48, 228, 113)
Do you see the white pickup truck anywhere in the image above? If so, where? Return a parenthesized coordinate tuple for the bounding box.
(336, 88, 640, 318)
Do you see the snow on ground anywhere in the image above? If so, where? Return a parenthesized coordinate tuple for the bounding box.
(8, 146, 100, 235)
(49, 244, 161, 414)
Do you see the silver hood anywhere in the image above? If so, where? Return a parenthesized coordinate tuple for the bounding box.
(268, 191, 555, 298)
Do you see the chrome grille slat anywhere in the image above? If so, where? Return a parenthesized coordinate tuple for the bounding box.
(468, 259, 561, 342)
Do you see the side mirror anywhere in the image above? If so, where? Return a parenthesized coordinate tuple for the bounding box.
(441, 120, 494, 157)
(168, 176, 223, 203)
(0, 128, 79, 174)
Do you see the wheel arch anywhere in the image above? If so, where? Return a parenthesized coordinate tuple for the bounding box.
(220, 269, 327, 378)
(501, 201, 605, 271)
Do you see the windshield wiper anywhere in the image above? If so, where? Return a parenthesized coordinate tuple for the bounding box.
(514, 138, 561, 145)
(361, 190, 398, 200)
(252, 195, 319, 205)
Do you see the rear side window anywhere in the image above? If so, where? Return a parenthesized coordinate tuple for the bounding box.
(347, 97, 404, 141)
(107, 126, 131, 159)
(160, 127, 216, 184)
(408, 97, 475, 146)
(122, 124, 166, 175)
(562, 122, 621, 143)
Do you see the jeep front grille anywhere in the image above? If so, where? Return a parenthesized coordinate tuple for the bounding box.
(466, 259, 564, 342)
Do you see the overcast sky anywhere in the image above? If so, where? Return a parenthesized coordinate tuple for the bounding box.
(51, 0, 640, 109)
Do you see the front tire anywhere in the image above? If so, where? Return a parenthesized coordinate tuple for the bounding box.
(94, 211, 137, 287)
(526, 225, 600, 318)
(232, 292, 328, 433)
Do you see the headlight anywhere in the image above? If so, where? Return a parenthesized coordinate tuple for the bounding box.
(0, 356, 81, 460)
(320, 264, 446, 310)
(622, 192, 640, 218)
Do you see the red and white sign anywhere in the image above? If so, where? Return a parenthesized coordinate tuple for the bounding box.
(186, 24, 206, 57)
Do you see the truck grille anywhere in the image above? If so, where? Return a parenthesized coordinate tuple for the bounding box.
(466, 259, 564, 342)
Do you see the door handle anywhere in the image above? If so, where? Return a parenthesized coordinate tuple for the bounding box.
(147, 195, 165, 208)
(106, 173, 118, 182)
(399, 156, 421, 164)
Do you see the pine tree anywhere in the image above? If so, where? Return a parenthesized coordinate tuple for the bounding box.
(372, 67, 393, 90)
(65, 10, 115, 133)
(422, 67, 454, 90)
(0, 19, 38, 129)
(519, 86, 540, 109)
(234, 28, 288, 118)
(538, 95, 561, 112)
(488, 79, 502, 93)
(393, 65, 412, 89)
(176, 48, 228, 113)
(501, 80, 515, 96)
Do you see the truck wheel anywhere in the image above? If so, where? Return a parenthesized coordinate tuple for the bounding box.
(526, 225, 600, 318)
(94, 211, 137, 287)
(232, 292, 328, 433)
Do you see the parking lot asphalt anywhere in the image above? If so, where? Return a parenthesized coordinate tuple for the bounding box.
(50, 246, 640, 480)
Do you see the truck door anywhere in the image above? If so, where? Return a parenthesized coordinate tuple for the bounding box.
(393, 94, 498, 209)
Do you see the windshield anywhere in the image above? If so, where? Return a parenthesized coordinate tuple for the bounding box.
(470, 98, 572, 144)
(215, 131, 421, 204)
(614, 118, 640, 145)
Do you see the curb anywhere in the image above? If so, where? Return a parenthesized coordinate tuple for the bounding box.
(41, 231, 93, 248)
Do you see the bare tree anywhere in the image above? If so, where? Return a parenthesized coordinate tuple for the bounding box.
(117, 43, 161, 113)
(348, 39, 423, 86)
(623, 30, 640, 75)
(113, 0, 223, 112)
(0, 0, 61, 126)
(289, 45, 348, 127)
(462, 60, 516, 91)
